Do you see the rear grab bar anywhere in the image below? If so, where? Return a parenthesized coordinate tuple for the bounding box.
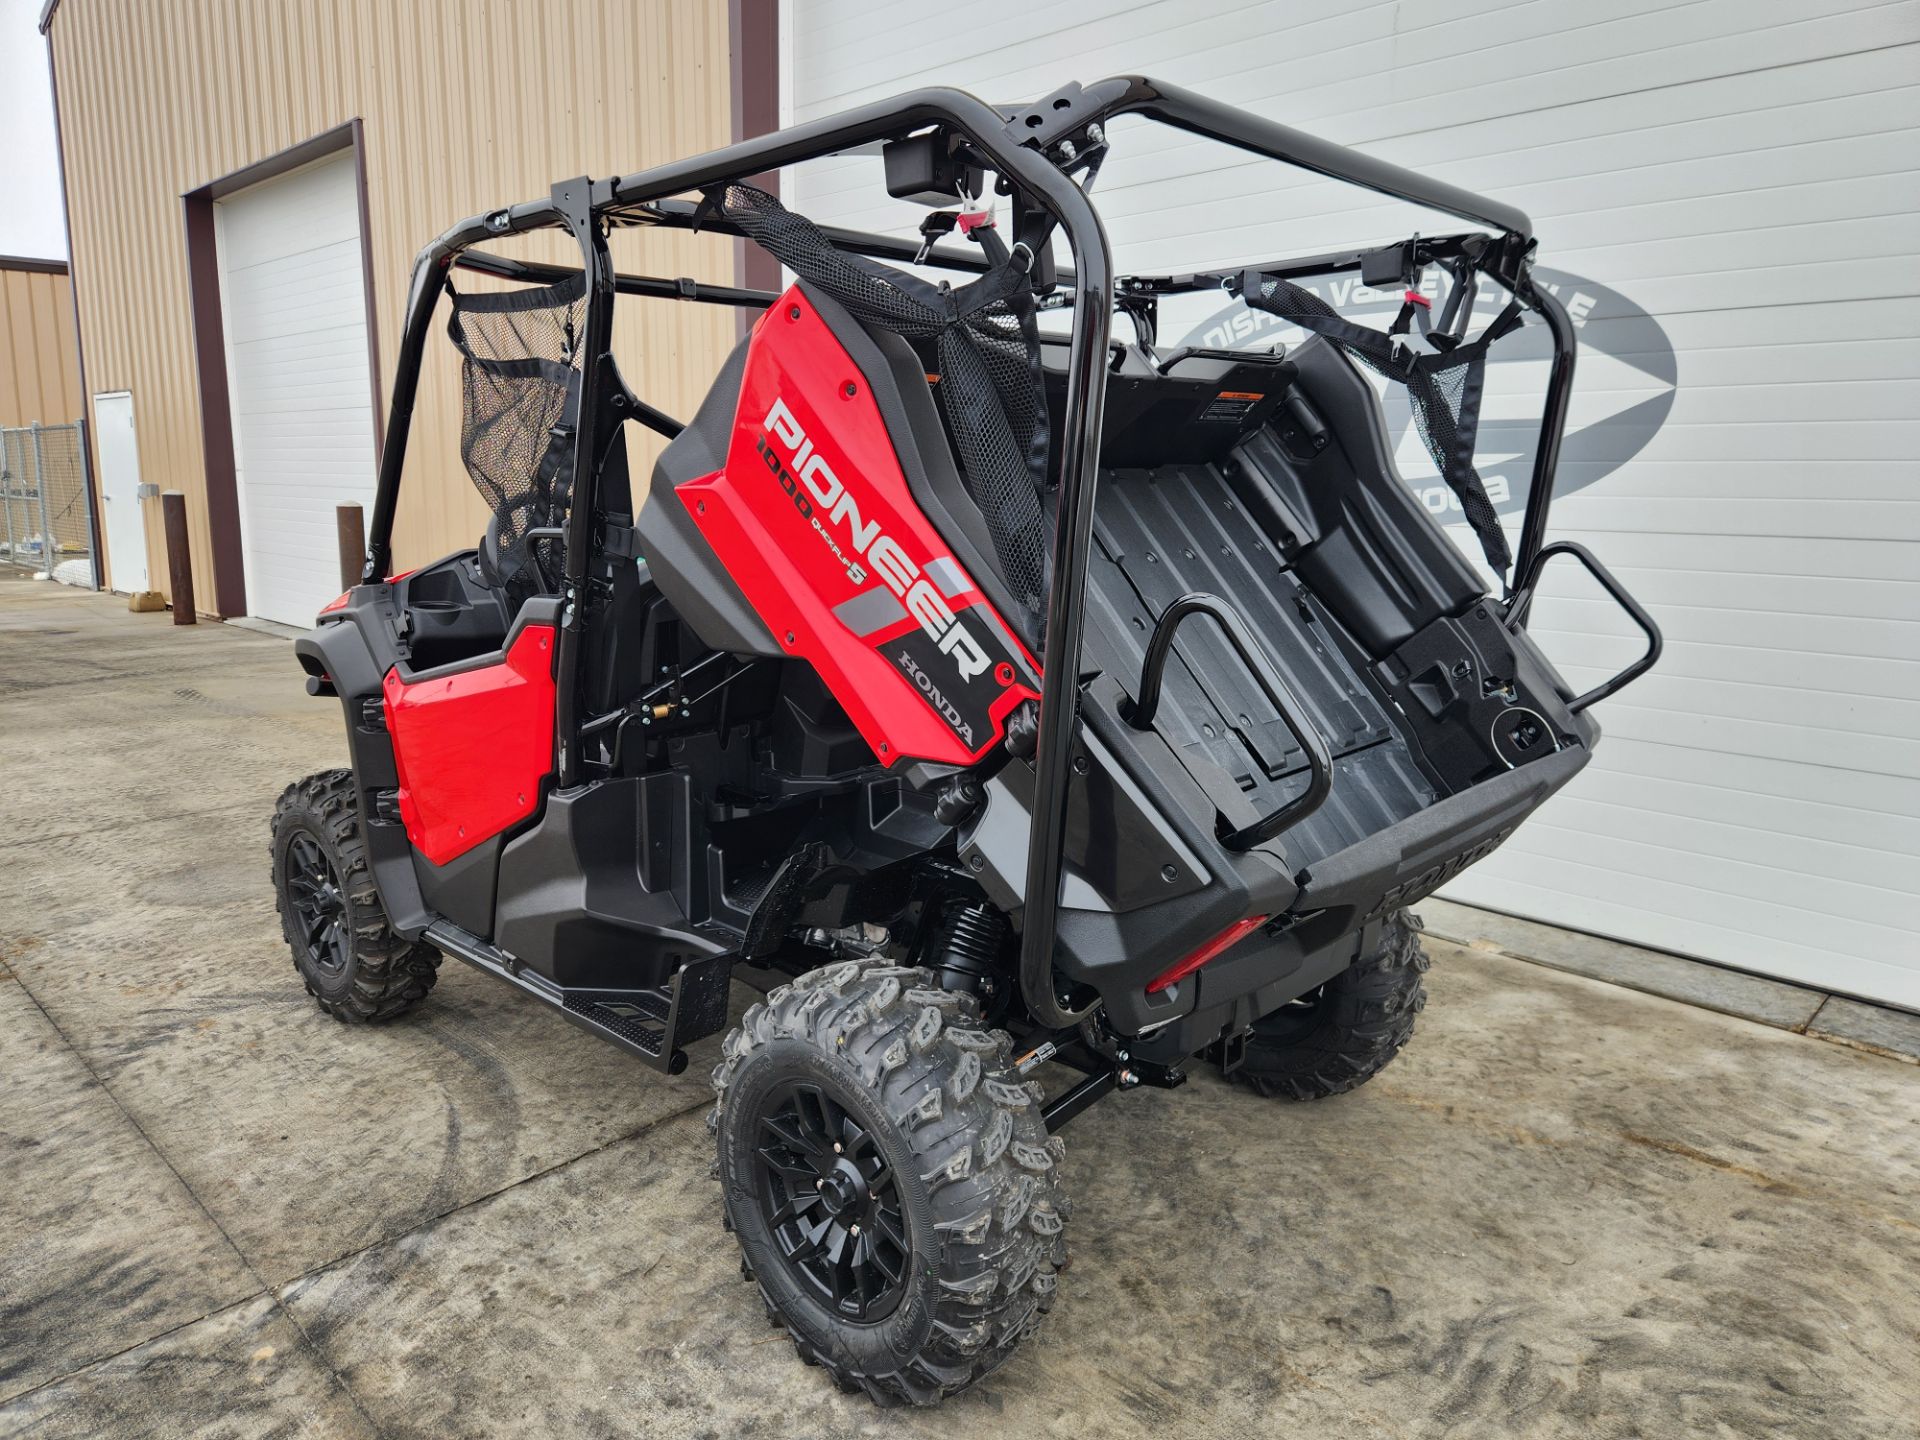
(1504, 540, 1663, 714)
(1124, 591, 1334, 851)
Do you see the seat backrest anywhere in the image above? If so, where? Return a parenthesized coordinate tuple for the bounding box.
(709, 183, 1051, 647)
(804, 286, 1038, 650)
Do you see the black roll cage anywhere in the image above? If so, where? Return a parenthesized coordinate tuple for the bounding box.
(361, 75, 1580, 1032)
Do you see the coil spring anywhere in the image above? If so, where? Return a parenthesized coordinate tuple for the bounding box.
(924, 898, 1010, 998)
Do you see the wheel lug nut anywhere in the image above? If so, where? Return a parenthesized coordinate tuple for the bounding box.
(833, 1143, 842, 1153)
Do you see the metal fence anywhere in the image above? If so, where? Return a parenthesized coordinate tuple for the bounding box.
(0, 422, 97, 587)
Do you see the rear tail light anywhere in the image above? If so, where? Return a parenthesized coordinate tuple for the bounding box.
(1146, 914, 1270, 994)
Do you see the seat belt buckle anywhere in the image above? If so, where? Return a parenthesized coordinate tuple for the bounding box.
(914, 210, 958, 265)
(1388, 284, 1432, 359)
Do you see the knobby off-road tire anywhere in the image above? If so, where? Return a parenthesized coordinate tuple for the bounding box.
(1232, 910, 1430, 1101)
(270, 769, 439, 1023)
(710, 960, 1069, 1407)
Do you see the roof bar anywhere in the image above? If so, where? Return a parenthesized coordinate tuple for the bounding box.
(453, 249, 779, 309)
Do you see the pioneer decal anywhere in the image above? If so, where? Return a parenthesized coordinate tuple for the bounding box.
(761, 396, 991, 685)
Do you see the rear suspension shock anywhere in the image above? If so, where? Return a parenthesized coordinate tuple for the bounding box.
(921, 898, 1013, 1019)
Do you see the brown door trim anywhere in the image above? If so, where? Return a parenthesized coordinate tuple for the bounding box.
(181, 120, 383, 617)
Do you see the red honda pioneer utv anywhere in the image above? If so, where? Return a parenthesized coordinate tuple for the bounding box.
(272, 77, 1659, 1405)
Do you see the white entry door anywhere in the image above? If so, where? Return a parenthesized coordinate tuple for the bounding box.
(215, 151, 378, 624)
(92, 390, 148, 594)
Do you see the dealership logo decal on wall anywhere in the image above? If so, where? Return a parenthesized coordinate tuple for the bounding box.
(1181, 268, 1676, 520)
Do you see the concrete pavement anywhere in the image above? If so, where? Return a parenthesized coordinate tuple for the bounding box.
(2, 579, 1915, 1439)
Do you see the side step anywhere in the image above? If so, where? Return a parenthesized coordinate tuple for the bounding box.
(423, 921, 732, 1075)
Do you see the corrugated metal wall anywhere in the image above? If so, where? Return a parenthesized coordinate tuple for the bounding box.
(0, 262, 83, 427)
(48, 0, 736, 599)
(786, 0, 1920, 1007)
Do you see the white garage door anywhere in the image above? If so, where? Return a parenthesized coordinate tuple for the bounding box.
(215, 151, 378, 626)
(786, 0, 1920, 1008)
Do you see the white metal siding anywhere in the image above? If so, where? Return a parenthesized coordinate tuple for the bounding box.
(788, 0, 1920, 1007)
(214, 153, 378, 627)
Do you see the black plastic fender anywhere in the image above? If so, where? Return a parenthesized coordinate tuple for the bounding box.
(295, 600, 432, 938)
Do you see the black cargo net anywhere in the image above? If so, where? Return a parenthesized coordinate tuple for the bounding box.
(446, 274, 586, 608)
(707, 184, 1050, 642)
(1242, 271, 1523, 576)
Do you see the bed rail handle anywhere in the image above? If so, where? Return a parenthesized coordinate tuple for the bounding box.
(1505, 540, 1662, 715)
(1123, 591, 1333, 851)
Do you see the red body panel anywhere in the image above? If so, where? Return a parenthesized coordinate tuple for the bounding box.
(382, 624, 556, 865)
(680, 287, 1039, 767)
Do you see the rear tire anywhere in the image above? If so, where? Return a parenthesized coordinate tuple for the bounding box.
(711, 960, 1068, 1407)
(270, 769, 439, 1023)
(1231, 910, 1429, 1101)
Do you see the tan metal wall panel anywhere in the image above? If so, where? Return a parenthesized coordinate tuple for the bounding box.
(0, 266, 84, 428)
(49, 0, 736, 603)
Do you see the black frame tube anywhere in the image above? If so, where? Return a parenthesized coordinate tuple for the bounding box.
(1513, 282, 1578, 584)
(358, 75, 1572, 1032)
(1040, 1069, 1118, 1133)
(550, 177, 618, 789)
(1115, 77, 1533, 236)
(362, 251, 448, 583)
(1112, 232, 1493, 299)
(612, 199, 1029, 280)
(454, 248, 780, 309)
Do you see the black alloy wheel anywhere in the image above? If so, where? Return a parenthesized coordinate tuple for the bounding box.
(712, 959, 1070, 1405)
(270, 770, 440, 1023)
(283, 830, 351, 977)
(753, 1081, 911, 1322)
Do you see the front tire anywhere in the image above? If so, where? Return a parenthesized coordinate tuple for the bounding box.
(270, 769, 439, 1023)
(1231, 910, 1429, 1101)
(711, 961, 1068, 1407)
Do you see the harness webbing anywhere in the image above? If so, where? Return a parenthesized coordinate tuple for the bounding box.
(1241, 270, 1524, 576)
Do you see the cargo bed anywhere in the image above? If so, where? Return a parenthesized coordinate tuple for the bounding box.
(1081, 460, 1438, 875)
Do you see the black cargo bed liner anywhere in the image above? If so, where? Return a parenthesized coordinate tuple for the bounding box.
(1083, 462, 1437, 871)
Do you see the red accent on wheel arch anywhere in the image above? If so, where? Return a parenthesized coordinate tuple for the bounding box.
(679, 286, 1038, 767)
(1146, 914, 1271, 994)
(382, 624, 557, 865)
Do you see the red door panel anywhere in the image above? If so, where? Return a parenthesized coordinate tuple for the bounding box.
(679, 286, 1039, 767)
(382, 624, 556, 865)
